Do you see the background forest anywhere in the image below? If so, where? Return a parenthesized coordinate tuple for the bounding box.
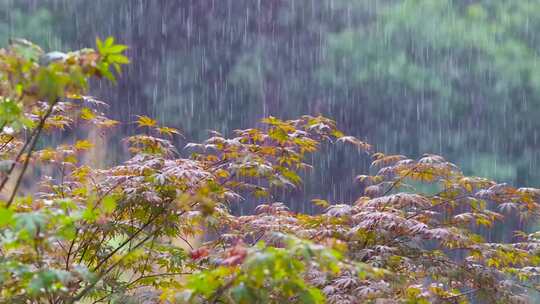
(1, 0, 540, 212)
(2, 1, 540, 303)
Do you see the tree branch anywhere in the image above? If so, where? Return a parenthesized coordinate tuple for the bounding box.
(5, 100, 58, 207)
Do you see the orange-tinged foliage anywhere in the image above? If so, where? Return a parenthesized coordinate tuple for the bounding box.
(1, 39, 540, 304)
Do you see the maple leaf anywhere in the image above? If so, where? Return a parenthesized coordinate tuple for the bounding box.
(336, 136, 372, 151)
(222, 242, 248, 266)
(80, 107, 96, 120)
(136, 115, 157, 128)
(190, 247, 209, 261)
(312, 199, 330, 208)
(74, 139, 94, 151)
(156, 126, 182, 138)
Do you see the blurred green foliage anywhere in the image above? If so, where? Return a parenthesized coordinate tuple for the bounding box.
(0, 0, 60, 49)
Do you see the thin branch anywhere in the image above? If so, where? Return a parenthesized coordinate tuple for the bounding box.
(91, 209, 162, 272)
(68, 202, 199, 303)
(68, 228, 158, 304)
(65, 233, 78, 271)
(133, 234, 157, 283)
(177, 234, 194, 250)
(382, 164, 420, 197)
(69, 155, 227, 302)
(5, 100, 58, 207)
(73, 176, 134, 264)
(125, 272, 191, 289)
(0, 135, 14, 151)
(442, 288, 478, 302)
(405, 194, 470, 220)
(0, 109, 45, 191)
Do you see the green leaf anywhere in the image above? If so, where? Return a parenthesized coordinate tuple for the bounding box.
(36, 66, 68, 101)
(108, 44, 128, 54)
(0, 207, 14, 228)
(0, 99, 21, 118)
(108, 54, 130, 64)
(28, 269, 71, 295)
(73, 265, 97, 283)
(231, 283, 257, 303)
(0, 99, 23, 129)
(82, 207, 99, 222)
(14, 212, 46, 236)
(299, 287, 325, 304)
(97, 62, 116, 83)
(104, 36, 115, 48)
(57, 216, 77, 240)
(96, 37, 104, 53)
(102, 195, 117, 213)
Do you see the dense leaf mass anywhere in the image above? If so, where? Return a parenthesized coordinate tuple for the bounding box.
(1, 40, 540, 304)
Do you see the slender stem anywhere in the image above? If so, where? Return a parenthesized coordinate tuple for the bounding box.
(91, 210, 161, 273)
(125, 272, 191, 289)
(5, 100, 58, 207)
(73, 177, 133, 264)
(69, 157, 227, 302)
(0, 135, 14, 151)
(69, 204, 198, 303)
(405, 194, 469, 220)
(68, 228, 158, 304)
(59, 164, 65, 198)
(65, 232, 78, 270)
(442, 288, 478, 302)
(383, 164, 419, 197)
(0, 111, 43, 191)
(177, 234, 194, 250)
(77, 231, 100, 264)
(133, 234, 157, 282)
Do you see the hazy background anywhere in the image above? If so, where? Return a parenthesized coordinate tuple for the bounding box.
(2, 0, 539, 214)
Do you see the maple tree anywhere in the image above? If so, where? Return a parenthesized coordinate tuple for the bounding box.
(1, 39, 540, 304)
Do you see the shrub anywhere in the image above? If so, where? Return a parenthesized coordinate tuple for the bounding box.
(1, 39, 539, 304)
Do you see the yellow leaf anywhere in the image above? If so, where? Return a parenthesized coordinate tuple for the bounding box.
(80, 108, 96, 120)
(216, 169, 230, 179)
(156, 126, 181, 137)
(39, 148, 56, 161)
(67, 94, 83, 99)
(64, 154, 78, 164)
(311, 199, 330, 208)
(97, 118, 119, 128)
(72, 165, 90, 181)
(75, 140, 94, 151)
(136, 115, 157, 128)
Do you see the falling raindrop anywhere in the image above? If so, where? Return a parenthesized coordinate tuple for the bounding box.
(1, 0, 539, 214)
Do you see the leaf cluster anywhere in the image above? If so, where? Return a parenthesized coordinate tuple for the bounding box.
(1, 39, 540, 304)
